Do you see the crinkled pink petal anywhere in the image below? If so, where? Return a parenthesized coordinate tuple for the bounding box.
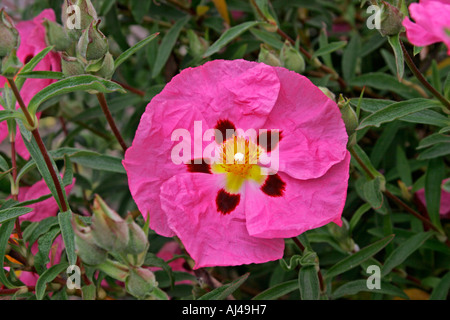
(416, 179, 450, 218)
(18, 178, 75, 222)
(262, 67, 348, 180)
(403, 1, 450, 54)
(159, 173, 285, 269)
(245, 152, 350, 239)
(123, 60, 280, 236)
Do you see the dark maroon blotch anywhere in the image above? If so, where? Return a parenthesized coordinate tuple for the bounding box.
(261, 174, 286, 197)
(186, 159, 211, 174)
(215, 119, 236, 144)
(216, 189, 240, 215)
(257, 130, 283, 153)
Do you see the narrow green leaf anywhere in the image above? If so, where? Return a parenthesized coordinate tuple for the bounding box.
(299, 266, 320, 300)
(370, 122, 402, 168)
(396, 146, 412, 187)
(324, 235, 395, 280)
(418, 133, 450, 149)
(16, 46, 54, 90)
(351, 145, 385, 182)
(0, 110, 25, 122)
(203, 21, 260, 58)
(382, 232, 433, 276)
(115, 33, 159, 70)
(71, 154, 126, 174)
(28, 75, 126, 115)
(130, 0, 151, 23)
(387, 34, 404, 81)
(144, 253, 174, 289)
(197, 273, 250, 300)
(431, 60, 442, 93)
(58, 210, 77, 266)
(312, 41, 347, 59)
(34, 226, 61, 274)
(342, 33, 361, 81)
(425, 159, 444, 230)
(332, 280, 408, 299)
(418, 143, 450, 160)
(17, 71, 64, 80)
(250, 28, 284, 50)
(36, 262, 70, 300)
(430, 271, 450, 300)
(0, 220, 17, 288)
(0, 207, 33, 224)
(349, 203, 372, 233)
(358, 99, 442, 129)
(252, 280, 299, 300)
(152, 16, 190, 78)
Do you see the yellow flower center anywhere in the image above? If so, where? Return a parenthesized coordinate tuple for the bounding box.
(212, 136, 265, 193)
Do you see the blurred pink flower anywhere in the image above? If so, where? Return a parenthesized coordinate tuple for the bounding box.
(402, 0, 450, 54)
(124, 59, 350, 269)
(0, 9, 61, 159)
(18, 177, 75, 222)
(416, 179, 450, 219)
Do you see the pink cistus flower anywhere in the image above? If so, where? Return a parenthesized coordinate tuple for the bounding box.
(0, 9, 61, 159)
(123, 60, 350, 269)
(402, 0, 450, 55)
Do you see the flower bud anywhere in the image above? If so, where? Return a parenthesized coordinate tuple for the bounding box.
(43, 19, 72, 52)
(125, 215, 149, 255)
(0, 9, 20, 58)
(318, 86, 336, 101)
(126, 268, 157, 299)
(338, 94, 359, 138)
(281, 41, 305, 74)
(72, 215, 108, 266)
(258, 44, 281, 67)
(61, 53, 86, 77)
(62, 0, 98, 33)
(77, 20, 108, 62)
(1, 50, 23, 79)
(187, 30, 208, 58)
(94, 52, 115, 80)
(379, 1, 404, 37)
(91, 195, 130, 253)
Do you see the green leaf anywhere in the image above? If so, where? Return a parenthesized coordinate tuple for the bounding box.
(424, 159, 444, 231)
(71, 154, 126, 174)
(0, 220, 17, 288)
(387, 34, 404, 81)
(21, 132, 68, 212)
(349, 203, 372, 233)
(418, 133, 450, 150)
(351, 145, 385, 182)
(23, 217, 59, 245)
(342, 33, 361, 81)
(312, 41, 347, 59)
(152, 16, 190, 78)
(324, 235, 395, 280)
(370, 122, 402, 168)
(430, 271, 450, 300)
(17, 71, 64, 80)
(363, 177, 384, 210)
(358, 99, 442, 129)
(382, 232, 433, 276)
(144, 253, 174, 289)
(298, 266, 320, 300)
(250, 28, 284, 50)
(396, 146, 412, 187)
(59, 210, 77, 266)
(115, 33, 159, 70)
(0, 110, 25, 122)
(0, 207, 33, 224)
(36, 262, 70, 300)
(34, 226, 61, 274)
(28, 75, 126, 115)
(252, 280, 299, 300)
(332, 280, 408, 299)
(418, 143, 450, 160)
(130, 0, 151, 23)
(203, 21, 260, 58)
(197, 273, 250, 300)
(16, 46, 54, 90)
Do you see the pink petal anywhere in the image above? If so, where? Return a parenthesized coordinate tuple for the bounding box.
(262, 67, 348, 180)
(159, 172, 285, 268)
(245, 152, 351, 239)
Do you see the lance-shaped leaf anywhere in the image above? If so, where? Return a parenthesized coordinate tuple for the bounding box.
(197, 273, 250, 300)
(36, 262, 69, 300)
(28, 75, 126, 115)
(0, 207, 33, 224)
(115, 32, 159, 70)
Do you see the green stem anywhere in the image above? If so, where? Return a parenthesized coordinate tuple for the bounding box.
(400, 40, 450, 111)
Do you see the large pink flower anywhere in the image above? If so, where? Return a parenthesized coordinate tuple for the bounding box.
(0, 9, 61, 159)
(123, 60, 350, 269)
(402, 0, 450, 54)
